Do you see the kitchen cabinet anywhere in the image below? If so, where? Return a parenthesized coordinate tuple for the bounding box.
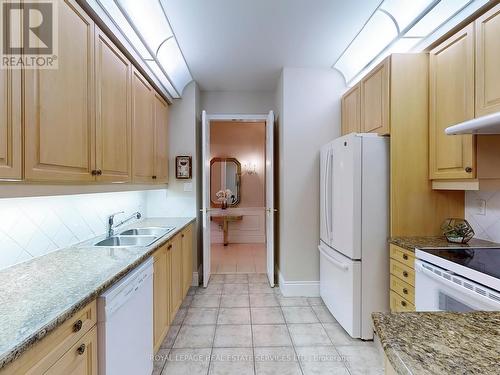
(360, 58, 390, 135)
(132, 68, 156, 183)
(153, 93, 169, 183)
(182, 224, 194, 296)
(24, 0, 96, 182)
(389, 245, 415, 312)
(170, 234, 184, 316)
(341, 84, 361, 135)
(95, 28, 132, 183)
(429, 24, 475, 180)
(1, 301, 97, 374)
(0, 66, 22, 180)
(45, 327, 98, 375)
(153, 244, 171, 353)
(475, 4, 500, 116)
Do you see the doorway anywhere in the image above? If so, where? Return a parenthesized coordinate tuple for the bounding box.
(202, 112, 275, 287)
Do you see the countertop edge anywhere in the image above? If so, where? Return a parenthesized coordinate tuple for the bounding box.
(0, 217, 196, 370)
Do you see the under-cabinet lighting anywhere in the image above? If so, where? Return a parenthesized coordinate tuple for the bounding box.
(334, 0, 485, 86)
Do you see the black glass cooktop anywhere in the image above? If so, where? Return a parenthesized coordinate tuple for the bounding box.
(420, 248, 500, 280)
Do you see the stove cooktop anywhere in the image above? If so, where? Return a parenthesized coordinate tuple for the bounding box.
(419, 247, 500, 280)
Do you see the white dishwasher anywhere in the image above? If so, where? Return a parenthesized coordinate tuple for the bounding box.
(98, 258, 154, 375)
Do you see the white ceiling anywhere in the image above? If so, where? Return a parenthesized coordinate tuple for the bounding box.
(163, 0, 382, 92)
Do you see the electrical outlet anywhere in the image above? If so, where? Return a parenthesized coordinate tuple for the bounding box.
(476, 199, 486, 215)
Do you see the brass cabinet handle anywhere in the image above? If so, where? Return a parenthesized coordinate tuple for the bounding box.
(167, 244, 172, 250)
(97, 170, 102, 176)
(465, 167, 473, 173)
(402, 254, 408, 260)
(403, 288, 409, 295)
(152, 175, 157, 180)
(401, 300, 407, 307)
(403, 271, 409, 278)
(181, 234, 185, 238)
(91, 170, 98, 176)
(77, 344, 86, 355)
(73, 319, 83, 332)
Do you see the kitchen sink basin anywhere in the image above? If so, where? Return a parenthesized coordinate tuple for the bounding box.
(119, 227, 174, 237)
(94, 236, 158, 248)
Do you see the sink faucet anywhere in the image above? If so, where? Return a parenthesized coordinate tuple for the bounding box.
(107, 211, 142, 237)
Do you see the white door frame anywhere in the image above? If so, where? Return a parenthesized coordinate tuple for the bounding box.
(201, 112, 275, 287)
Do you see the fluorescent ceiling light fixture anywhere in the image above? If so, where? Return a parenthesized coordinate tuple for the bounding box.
(95, 0, 193, 98)
(334, 0, 479, 85)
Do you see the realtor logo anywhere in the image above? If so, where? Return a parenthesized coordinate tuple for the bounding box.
(1, 0, 58, 69)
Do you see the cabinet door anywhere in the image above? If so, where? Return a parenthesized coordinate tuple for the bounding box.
(170, 235, 183, 316)
(361, 58, 390, 135)
(341, 84, 361, 135)
(429, 24, 475, 180)
(475, 4, 500, 116)
(132, 68, 155, 183)
(0, 66, 22, 180)
(45, 327, 98, 375)
(24, 0, 95, 182)
(182, 225, 193, 296)
(154, 93, 169, 183)
(95, 28, 132, 182)
(153, 246, 169, 353)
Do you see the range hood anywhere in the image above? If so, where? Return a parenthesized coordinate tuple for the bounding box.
(445, 112, 500, 135)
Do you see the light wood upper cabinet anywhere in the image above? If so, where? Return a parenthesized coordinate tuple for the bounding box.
(361, 58, 390, 135)
(170, 235, 183, 316)
(429, 24, 475, 180)
(132, 68, 156, 183)
(475, 4, 500, 117)
(0, 67, 22, 180)
(182, 225, 193, 296)
(341, 84, 361, 135)
(25, 0, 96, 182)
(95, 28, 132, 183)
(153, 245, 170, 353)
(154, 93, 169, 183)
(45, 327, 98, 375)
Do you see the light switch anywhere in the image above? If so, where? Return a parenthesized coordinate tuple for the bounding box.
(476, 199, 486, 215)
(184, 182, 193, 192)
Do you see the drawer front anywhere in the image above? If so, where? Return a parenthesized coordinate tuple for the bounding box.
(390, 291, 415, 312)
(390, 259, 415, 286)
(390, 274, 415, 304)
(389, 244, 415, 269)
(3, 301, 97, 375)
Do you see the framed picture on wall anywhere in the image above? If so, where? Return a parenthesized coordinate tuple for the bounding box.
(176, 156, 192, 179)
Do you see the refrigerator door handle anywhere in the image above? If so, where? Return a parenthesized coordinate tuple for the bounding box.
(318, 245, 349, 271)
(324, 148, 331, 243)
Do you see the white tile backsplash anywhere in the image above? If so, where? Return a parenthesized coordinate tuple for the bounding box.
(466, 190, 500, 243)
(0, 191, 147, 270)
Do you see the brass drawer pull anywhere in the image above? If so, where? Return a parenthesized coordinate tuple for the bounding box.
(77, 344, 86, 355)
(167, 244, 172, 250)
(403, 288, 409, 295)
(402, 254, 408, 260)
(401, 300, 407, 307)
(73, 319, 83, 332)
(403, 271, 409, 278)
(465, 167, 473, 173)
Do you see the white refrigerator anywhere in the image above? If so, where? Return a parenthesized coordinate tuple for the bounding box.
(319, 133, 389, 340)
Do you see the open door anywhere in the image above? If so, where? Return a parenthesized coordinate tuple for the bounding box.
(202, 110, 211, 287)
(266, 111, 275, 286)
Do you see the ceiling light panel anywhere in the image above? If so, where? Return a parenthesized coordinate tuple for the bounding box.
(379, 0, 436, 31)
(157, 38, 192, 95)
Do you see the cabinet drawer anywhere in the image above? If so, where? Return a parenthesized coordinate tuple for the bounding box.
(390, 291, 415, 312)
(390, 275, 415, 304)
(2, 301, 96, 375)
(390, 259, 415, 287)
(389, 245, 415, 269)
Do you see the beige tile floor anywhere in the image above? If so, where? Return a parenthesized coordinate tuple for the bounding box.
(153, 274, 384, 375)
(211, 243, 266, 274)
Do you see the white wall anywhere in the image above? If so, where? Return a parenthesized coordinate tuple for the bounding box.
(201, 90, 274, 114)
(0, 191, 146, 270)
(277, 67, 345, 290)
(466, 190, 500, 243)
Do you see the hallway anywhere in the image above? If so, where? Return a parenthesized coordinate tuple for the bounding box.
(211, 244, 266, 274)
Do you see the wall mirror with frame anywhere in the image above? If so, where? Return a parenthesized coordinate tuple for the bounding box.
(210, 157, 241, 207)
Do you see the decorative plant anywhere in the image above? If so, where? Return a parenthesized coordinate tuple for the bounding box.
(216, 189, 233, 209)
(441, 218, 475, 244)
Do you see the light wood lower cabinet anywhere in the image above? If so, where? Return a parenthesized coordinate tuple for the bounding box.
(389, 245, 415, 313)
(1, 301, 97, 375)
(182, 225, 194, 296)
(153, 243, 171, 353)
(24, 0, 96, 182)
(170, 235, 184, 316)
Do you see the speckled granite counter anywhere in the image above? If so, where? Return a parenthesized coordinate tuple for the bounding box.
(373, 311, 500, 375)
(389, 236, 499, 252)
(0, 217, 195, 369)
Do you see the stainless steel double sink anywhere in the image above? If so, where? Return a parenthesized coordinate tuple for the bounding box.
(93, 227, 175, 248)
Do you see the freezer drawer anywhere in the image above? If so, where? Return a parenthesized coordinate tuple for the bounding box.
(319, 243, 361, 338)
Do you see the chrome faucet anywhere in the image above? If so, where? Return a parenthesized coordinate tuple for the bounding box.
(107, 211, 142, 237)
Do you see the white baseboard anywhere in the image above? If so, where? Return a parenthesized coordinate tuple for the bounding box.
(278, 270, 320, 297)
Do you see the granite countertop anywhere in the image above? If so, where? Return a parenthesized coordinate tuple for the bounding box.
(373, 311, 500, 375)
(0, 217, 195, 370)
(389, 236, 499, 252)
